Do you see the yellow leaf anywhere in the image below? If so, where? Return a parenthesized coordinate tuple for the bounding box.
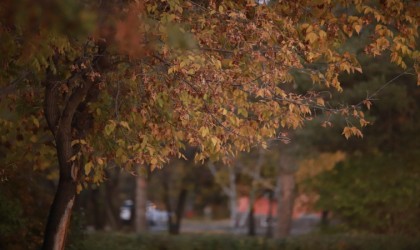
(68, 154, 77, 162)
(218, 5, 224, 14)
(316, 98, 325, 107)
(360, 119, 369, 127)
(97, 157, 104, 165)
(76, 183, 83, 194)
(261, 141, 267, 149)
(214, 59, 222, 69)
(119, 121, 131, 130)
(238, 108, 248, 118)
(151, 158, 158, 165)
(200, 126, 209, 137)
(104, 121, 116, 136)
(363, 100, 372, 110)
(306, 32, 318, 44)
(30, 135, 37, 143)
(71, 139, 87, 146)
(351, 127, 363, 138)
(256, 89, 265, 97)
(32, 116, 40, 128)
(354, 24, 362, 34)
(342, 127, 352, 139)
(210, 137, 219, 146)
(84, 161, 94, 175)
(319, 30, 327, 40)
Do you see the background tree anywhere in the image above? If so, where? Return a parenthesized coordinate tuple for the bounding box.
(148, 155, 222, 235)
(298, 58, 420, 236)
(207, 161, 239, 229)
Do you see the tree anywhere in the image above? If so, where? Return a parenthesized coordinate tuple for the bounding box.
(207, 161, 239, 229)
(275, 149, 298, 238)
(148, 154, 220, 235)
(297, 57, 420, 236)
(135, 167, 149, 234)
(0, 0, 419, 248)
(312, 153, 420, 236)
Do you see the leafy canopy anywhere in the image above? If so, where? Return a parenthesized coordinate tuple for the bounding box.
(0, 0, 419, 188)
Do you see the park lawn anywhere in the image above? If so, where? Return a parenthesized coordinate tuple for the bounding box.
(73, 232, 420, 250)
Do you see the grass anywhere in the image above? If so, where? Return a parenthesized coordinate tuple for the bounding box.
(72, 232, 420, 250)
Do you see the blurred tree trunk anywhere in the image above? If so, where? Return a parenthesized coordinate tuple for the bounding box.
(104, 168, 120, 230)
(248, 149, 265, 236)
(171, 188, 187, 234)
(91, 189, 105, 230)
(248, 204, 256, 235)
(275, 173, 295, 238)
(275, 150, 297, 239)
(266, 190, 274, 237)
(162, 174, 188, 235)
(228, 166, 238, 228)
(208, 162, 238, 228)
(135, 169, 148, 233)
(321, 210, 330, 227)
(248, 174, 258, 236)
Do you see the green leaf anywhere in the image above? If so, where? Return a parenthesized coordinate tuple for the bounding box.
(104, 121, 116, 136)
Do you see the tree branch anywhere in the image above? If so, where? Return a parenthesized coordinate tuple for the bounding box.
(58, 79, 94, 131)
(44, 72, 61, 136)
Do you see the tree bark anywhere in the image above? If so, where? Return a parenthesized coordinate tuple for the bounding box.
(275, 173, 295, 238)
(42, 178, 76, 250)
(42, 127, 78, 250)
(135, 171, 148, 233)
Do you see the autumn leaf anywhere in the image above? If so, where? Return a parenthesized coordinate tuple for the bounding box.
(84, 161, 94, 175)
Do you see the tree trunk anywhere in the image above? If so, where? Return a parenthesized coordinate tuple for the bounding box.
(42, 129, 78, 250)
(42, 179, 76, 250)
(248, 149, 264, 236)
(42, 60, 96, 249)
(104, 172, 121, 230)
(266, 190, 274, 238)
(135, 172, 148, 234)
(228, 166, 238, 228)
(248, 206, 256, 236)
(275, 173, 295, 238)
(169, 188, 187, 235)
(321, 210, 329, 227)
(207, 162, 238, 229)
(91, 188, 106, 230)
(248, 182, 257, 236)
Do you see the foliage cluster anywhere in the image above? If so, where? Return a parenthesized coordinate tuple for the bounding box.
(296, 57, 420, 236)
(0, 166, 53, 250)
(310, 153, 420, 236)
